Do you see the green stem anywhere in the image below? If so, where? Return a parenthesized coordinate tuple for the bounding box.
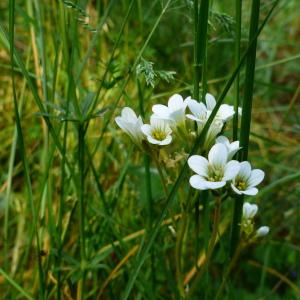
(233, 0, 242, 140)
(153, 151, 168, 197)
(9, 0, 45, 298)
(175, 211, 188, 297)
(193, 0, 210, 101)
(230, 0, 261, 257)
(78, 123, 86, 299)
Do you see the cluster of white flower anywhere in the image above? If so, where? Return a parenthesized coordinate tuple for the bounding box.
(115, 93, 238, 150)
(188, 136, 265, 195)
(241, 202, 269, 239)
(115, 92, 269, 239)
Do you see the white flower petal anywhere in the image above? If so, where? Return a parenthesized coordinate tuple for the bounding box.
(205, 181, 226, 189)
(239, 161, 252, 179)
(147, 135, 160, 145)
(205, 93, 216, 110)
(216, 135, 230, 146)
(231, 183, 243, 195)
(218, 104, 235, 121)
(189, 175, 208, 190)
(223, 160, 240, 180)
(141, 124, 152, 136)
(243, 187, 258, 196)
(248, 169, 265, 187)
(168, 94, 184, 111)
(115, 117, 127, 131)
(187, 99, 207, 119)
(208, 143, 228, 167)
(121, 107, 137, 121)
(186, 114, 203, 122)
(159, 135, 172, 145)
(169, 108, 185, 124)
(243, 202, 258, 219)
(188, 155, 209, 176)
(152, 104, 170, 119)
(256, 226, 269, 237)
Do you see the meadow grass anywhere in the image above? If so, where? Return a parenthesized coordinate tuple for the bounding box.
(1, 0, 300, 299)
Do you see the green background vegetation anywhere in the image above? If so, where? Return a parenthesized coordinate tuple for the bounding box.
(0, 0, 299, 299)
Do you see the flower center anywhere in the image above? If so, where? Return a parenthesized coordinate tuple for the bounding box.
(152, 129, 167, 141)
(236, 180, 247, 191)
(207, 165, 224, 182)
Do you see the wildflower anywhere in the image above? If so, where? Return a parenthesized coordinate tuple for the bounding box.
(115, 107, 145, 148)
(141, 116, 172, 146)
(205, 93, 235, 122)
(188, 143, 240, 190)
(255, 226, 270, 237)
(215, 136, 240, 160)
(231, 161, 265, 196)
(152, 94, 188, 128)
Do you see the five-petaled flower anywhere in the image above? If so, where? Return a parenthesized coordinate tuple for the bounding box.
(188, 143, 240, 190)
(115, 107, 145, 148)
(231, 161, 265, 196)
(141, 116, 172, 146)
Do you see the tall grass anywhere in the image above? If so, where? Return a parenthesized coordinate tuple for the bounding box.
(1, 0, 299, 299)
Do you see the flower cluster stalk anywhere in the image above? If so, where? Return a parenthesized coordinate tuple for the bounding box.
(230, 0, 261, 257)
(193, 0, 210, 101)
(233, 0, 242, 140)
(77, 123, 87, 300)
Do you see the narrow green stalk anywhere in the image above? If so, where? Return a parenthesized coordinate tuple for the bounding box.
(56, 66, 71, 300)
(4, 53, 28, 273)
(137, 79, 156, 289)
(9, 0, 45, 298)
(153, 153, 168, 197)
(233, 0, 242, 140)
(175, 211, 188, 297)
(78, 123, 87, 299)
(193, 0, 210, 101)
(230, 0, 261, 257)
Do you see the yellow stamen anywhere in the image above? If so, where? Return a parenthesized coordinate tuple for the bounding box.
(152, 129, 167, 141)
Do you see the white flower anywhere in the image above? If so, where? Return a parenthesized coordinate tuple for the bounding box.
(255, 226, 270, 237)
(141, 116, 172, 146)
(216, 136, 240, 160)
(243, 202, 258, 220)
(188, 143, 240, 190)
(152, 94, 188, 127)
(231, 161, 265, 196)
(205, 93, 235, 122)
(115, 107, 145, 147)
